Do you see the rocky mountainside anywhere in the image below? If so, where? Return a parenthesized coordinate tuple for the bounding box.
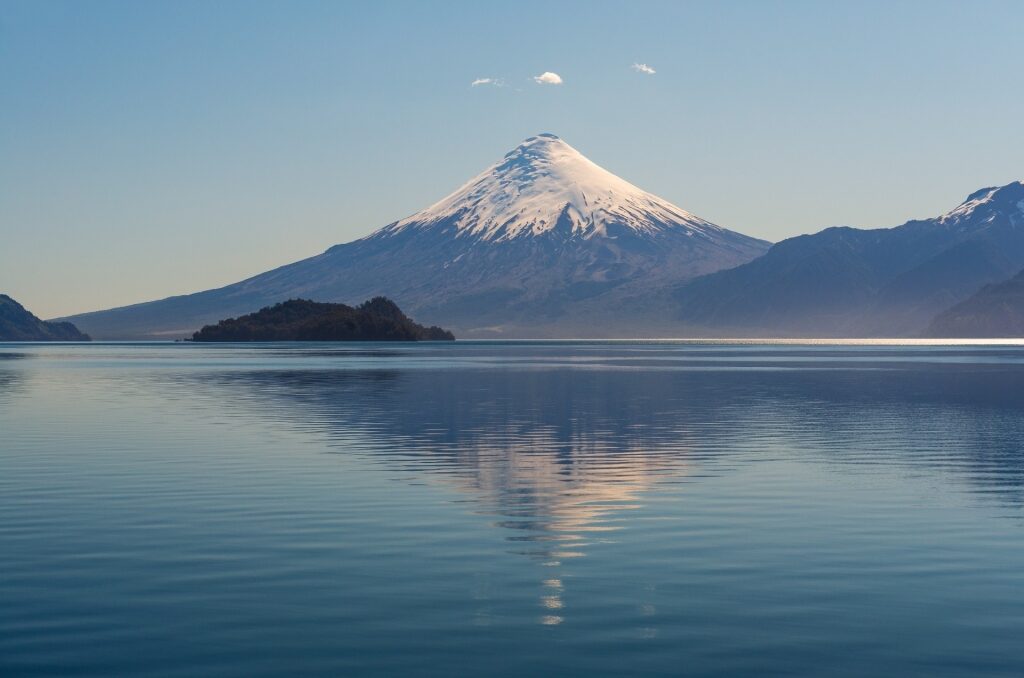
(925, 268, 1024, 337)
(1, 294, 90, 341)
(60, 134, 769, 339)
(675, 181, 1024, 336)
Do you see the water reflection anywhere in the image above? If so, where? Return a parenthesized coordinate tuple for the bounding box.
(0, 370, 25, 405)
(169, 367, 702, 622)
(168, 355, 1024, 510)
(6, 343, 1024, 674)
(148, 349, 1024, 623)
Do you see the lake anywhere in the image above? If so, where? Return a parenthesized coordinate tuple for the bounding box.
(2, 341, 1024, 676)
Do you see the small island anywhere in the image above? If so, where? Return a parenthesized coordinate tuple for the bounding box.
(1, 294, 91, 341)
(191, 297, 455, 342)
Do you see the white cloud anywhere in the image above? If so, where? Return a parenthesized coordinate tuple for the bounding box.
(632, 63, 656, 75)
(471, 77, 500, 87)
(533, 71, 563, 85)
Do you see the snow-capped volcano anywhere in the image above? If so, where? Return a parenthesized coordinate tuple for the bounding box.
(383, 133, 725, 242)
(61, 133, 771, 339)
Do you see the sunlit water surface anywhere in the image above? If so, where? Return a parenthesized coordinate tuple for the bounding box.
(2, 341, 1024, 676)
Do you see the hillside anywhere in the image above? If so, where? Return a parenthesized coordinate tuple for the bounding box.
(925, 269, 1024, 337)
(0, 295, 90, 341)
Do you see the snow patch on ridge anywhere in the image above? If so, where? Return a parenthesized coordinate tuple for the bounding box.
(940, 180, 1024, 224)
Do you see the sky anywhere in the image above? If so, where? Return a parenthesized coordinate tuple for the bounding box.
(2, 0, 1023, 318)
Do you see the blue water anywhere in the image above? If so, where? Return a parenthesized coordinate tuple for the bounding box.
(2, 341, 1024, 676)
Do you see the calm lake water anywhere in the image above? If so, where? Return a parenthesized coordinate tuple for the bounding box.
(2, 341, 1024, 676)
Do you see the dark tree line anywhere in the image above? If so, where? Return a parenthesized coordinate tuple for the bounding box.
(191, 297, 454, 342)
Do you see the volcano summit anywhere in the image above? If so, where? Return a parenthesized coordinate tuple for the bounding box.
(63, 134, 769, 339)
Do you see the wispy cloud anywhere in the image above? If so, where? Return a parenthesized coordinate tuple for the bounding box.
(471, 77, 502, 87)
(533, 71, 563, 85)
(632, 63, 656, 75)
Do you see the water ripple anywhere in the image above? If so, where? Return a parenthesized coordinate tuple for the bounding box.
(2, 342, 1024, 676)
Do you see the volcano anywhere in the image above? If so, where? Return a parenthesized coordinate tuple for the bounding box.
(62, 134, 769, 339)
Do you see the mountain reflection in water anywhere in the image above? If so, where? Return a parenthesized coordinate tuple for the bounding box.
(162, 366, 705, 623)
(148, 347, 1024, 623)
(164, 348, 1024, 509)
(4, 342, 1024, 676)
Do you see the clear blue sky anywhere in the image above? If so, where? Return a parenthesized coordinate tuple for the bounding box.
(3, 0, 1023, 318)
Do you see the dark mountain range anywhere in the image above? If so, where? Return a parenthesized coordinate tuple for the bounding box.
(1, 294, 90, 341)
(925, 268, 1024, 337)
(191, 297, 454, 341)
(676, 181, 1024, 336)
(59, 134, 768, 339)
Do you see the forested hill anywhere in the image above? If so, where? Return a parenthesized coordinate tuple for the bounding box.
(191, 297, 455, 341)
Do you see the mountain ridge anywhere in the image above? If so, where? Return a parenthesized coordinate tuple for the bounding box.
(674, 180, 1024, 336)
